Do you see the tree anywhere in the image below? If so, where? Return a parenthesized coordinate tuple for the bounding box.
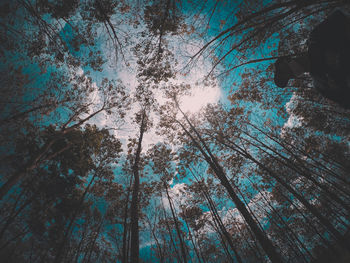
(0, 77, 128, 200)
(189, 0, 348, 76)
(2, 1, 350, 262)
(0, 125, 122, 262)
(157, 87, 283, 262)
(129, 109, 148, 263)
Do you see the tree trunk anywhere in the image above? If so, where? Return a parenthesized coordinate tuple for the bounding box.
(161, 201, 182, 262)
(164, 183, 188, 263)
(130, 110, 146, 263)
(190, 168, 243, 263)
(239, 127, 350, 210)
(174, 105, 283, 263)
(122, 176, 132, 263)
(182, 216, 202, 263)
(223, 137, 349, 250)
(86, 220, 104, 263)
(53, 169, 101, 263)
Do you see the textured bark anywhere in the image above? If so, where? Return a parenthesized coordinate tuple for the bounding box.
(129, 111, 146, 263)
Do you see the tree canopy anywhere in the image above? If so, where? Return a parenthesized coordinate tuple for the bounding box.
(1, 0, 350, 262)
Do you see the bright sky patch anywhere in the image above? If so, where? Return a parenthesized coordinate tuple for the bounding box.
(180, 85, 221, 113)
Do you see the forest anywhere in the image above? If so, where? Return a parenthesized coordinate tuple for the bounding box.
(0, 0, 350, 262)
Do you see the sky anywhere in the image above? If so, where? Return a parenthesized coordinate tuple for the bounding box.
(75, 0, 292, 149)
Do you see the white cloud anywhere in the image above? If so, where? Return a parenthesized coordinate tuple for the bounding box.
(180, 85, 221, 113)
(171, 37, 222, 114)
(162, 183, 191, 210)
(281, 93, 304, 137)
(196, 191, 276, 236)
(74, 18, 223, 154)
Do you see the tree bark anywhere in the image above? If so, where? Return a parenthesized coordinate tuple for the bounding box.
(129, 110, 146, 263)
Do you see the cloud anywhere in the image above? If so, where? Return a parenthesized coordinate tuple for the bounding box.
(196, 191, 276, 237)
(162, 183, 191, 210)
(281, 93, 303, 137)
(180, 85, 221, 113)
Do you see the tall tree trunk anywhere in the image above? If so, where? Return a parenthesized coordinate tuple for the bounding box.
(161, 201, 182, 262)
(174, 104, 283, 263)
(0, 196, 33, 239)
(207, 210, 236, 262)
(247, 122, 350, 189)
(164, 183, 188, 263)
(130, 110, 146, 263)
(145, 215, 164, 263)
(86, 220, 104, 263)
(122, 176, 132, 263)
(243, 173, 315, 261)
(239, 128, 350, 211)
(189, 168, 243, 263)
(280, 184, 338, 253)
(220, 136, 350, 251)
(74, 223, 88, 263)
(182, 216, 202, 263)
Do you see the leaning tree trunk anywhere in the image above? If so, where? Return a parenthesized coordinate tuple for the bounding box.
(219, 136, 350, 251)
(164, 183, 188, 263)
(190, 168, 243, 263)
(174, 104, 283, 263)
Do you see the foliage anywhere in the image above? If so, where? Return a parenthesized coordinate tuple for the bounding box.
(1, 0, 350, 263)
